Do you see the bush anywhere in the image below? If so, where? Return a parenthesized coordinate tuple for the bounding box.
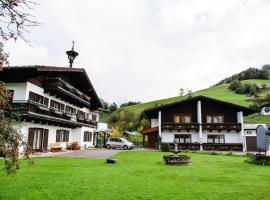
(229, 80, 241, 91)
(161, 143, 170, 152)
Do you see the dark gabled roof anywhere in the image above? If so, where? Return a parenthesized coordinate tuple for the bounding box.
(143, 95, 256, 118)
(0, 65, 102, 109)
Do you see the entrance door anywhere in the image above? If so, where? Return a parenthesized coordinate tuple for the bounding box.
(28, 128, 49, 152)
(246, 136, 257, 152)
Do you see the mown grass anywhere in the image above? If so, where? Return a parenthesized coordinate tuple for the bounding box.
(1, 151, 270, 200)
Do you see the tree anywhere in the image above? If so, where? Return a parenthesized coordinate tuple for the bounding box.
(100, 99, 109, 110)
(109, 102, 118, 112)
(0, 0, 39, 174)
(179, 88, 184, 96)
(120, 101, 141, 108)
(228, 80, 240, 91)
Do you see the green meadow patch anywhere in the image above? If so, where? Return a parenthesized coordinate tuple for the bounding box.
(0, 151, 270, 200)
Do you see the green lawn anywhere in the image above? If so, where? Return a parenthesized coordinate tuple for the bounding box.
(1, 151, 270, 200)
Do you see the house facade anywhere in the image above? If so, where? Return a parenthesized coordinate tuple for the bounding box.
(260, 103, 270, 115)
(142, 96, 256, 152)
(1, 66, 102, 152)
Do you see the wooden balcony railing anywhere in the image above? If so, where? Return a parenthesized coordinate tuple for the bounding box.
(4, 101, 97, 126)
(161, 122, 242, 132)
(44, 77, 91, 107)
(162, 122, 200, 131)
(202, 123, 241, 132)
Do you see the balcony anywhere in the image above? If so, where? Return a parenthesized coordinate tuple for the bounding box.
(161, 122, 242, 132)
(162, 122, 200, 132)
(4, 101, 96, 127)
(44, 77, 91, 108)
(202, 123, 241, 132)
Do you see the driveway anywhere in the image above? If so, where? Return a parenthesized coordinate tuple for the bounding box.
(38, 149, 120, 159)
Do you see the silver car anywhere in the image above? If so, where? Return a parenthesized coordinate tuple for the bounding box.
(106, 138, 134, 150)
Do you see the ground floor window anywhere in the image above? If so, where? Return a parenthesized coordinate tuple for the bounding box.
(83, 131, 92, 142)
(56, 130, 69, 142)
(174, 134, 192, 143)
(207, 135, 225, 143)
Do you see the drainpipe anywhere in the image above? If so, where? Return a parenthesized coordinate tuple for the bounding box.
(237, 111, 245, 152)
(197, 100, 203, 151)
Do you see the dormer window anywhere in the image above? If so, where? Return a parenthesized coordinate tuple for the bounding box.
(206, 115, 224, 123)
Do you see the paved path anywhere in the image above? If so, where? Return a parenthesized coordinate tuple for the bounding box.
(41, 149, 120, 159)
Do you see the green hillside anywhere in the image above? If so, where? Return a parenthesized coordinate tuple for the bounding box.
(101, 79, 270, 123)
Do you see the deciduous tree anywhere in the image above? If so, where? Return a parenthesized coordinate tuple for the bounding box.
(0, 0, 39, 174)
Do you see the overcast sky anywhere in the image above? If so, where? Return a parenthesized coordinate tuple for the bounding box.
(5, 0, 270, 104)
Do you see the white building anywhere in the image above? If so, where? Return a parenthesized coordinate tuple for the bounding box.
(142, 96, 258, 152)
(261, 103, 270, 115)
(1, 66, 102, 152)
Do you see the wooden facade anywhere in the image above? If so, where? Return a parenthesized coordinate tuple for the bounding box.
(142, 96, 256, 151)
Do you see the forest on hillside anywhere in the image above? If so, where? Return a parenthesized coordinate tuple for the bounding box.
(217, 65, 270, 85)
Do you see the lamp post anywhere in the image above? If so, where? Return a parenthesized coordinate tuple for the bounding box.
(66, 41, 79, 68)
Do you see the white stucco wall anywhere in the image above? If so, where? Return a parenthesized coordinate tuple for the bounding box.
(161, 130, 200, 143)
(5, 83, 27, 101)
(161, 130, 242, 144)
(14, 121, 95, 152)
(151, 118, 158, 128)
(201, 131, 242, 143)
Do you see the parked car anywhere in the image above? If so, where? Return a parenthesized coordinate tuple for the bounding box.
(106, 138, 134, 150)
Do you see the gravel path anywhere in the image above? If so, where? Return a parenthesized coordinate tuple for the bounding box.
(44, 149, 120, 159)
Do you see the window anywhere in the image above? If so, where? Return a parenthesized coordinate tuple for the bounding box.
(65, 106, 76, 115)
(29, 91, 49, 107)
(84, 131, 92, 142)
(77, 110, 86, 119)
(174, 134, 192, 143)
(173, 114, 191, 123)
(207, 135, 225, 144)
(56, 130, 69, 142)
(50, 100, 65, 111)
(206, 115, 224, 123)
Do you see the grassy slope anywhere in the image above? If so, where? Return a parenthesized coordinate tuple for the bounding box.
(1, 152, 270, 200)
(101, 79, 270, 123)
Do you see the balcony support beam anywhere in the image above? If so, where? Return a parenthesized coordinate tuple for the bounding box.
(197, 100, 203, 151)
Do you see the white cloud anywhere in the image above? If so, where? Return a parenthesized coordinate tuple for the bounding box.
(5, 0, 270, 104)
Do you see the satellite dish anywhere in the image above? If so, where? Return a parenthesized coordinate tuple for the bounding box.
(256, 125, 269, 153)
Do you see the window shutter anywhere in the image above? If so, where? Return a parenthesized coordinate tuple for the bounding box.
(44, 97, 49, 107)
(43, 129, 49, 151)
(66, 130, 69, 142)
(56, 130, 60, 142)
(90, 132, 92, 142)
(83, 132, 87, 142)
(61, 104, 65, 111)
(27, 128, 35, 150)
